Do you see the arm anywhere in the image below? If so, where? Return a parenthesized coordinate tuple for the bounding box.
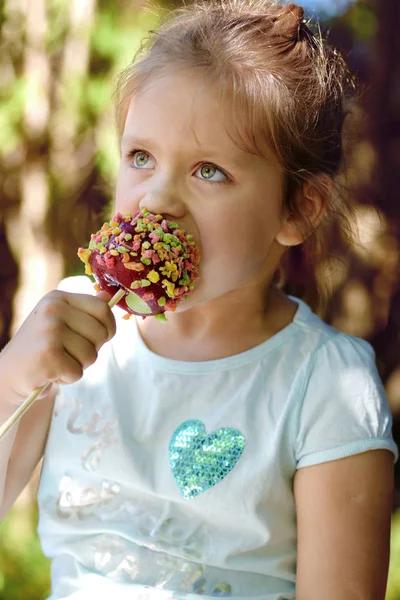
(0, 288, 116, 520)
(0, 386, 57, 521)
(293, 449, 394, 600)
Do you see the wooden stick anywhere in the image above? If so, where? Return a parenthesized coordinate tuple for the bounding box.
(0, 287, 126, 440)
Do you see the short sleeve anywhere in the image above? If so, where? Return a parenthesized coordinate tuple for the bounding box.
(295, 333, 399, 469)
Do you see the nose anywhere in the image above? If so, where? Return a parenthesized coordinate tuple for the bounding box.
(139, 181, 187, 222)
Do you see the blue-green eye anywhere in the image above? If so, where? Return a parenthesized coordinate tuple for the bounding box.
(129, 150, 154, 169)
(196, 164, 227, 183)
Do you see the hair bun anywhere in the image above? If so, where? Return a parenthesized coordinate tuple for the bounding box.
(270, 3, 305, 42)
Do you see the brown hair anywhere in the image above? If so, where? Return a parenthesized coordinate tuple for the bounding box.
(114, 0, 357, 311)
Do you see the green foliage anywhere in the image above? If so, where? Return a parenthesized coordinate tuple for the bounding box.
(88, 7, 160, 181)
(0, 78, 27, 156)
(0, 502, 51, 600)
(0, 0, 6, 30)
(387, 509, 400, 600)
(92, 5, 158, 67)
(46, 0, 69, 53)
(0, 0, 160, 176)
(346, 3, 378, 42)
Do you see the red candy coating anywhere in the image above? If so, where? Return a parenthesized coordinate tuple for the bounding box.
(78, 208, 200, 319)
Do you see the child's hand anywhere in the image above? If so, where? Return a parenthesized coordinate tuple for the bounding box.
(0, 290, 116, 407)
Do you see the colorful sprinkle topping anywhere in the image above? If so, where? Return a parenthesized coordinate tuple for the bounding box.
(77, 207, 200, 318)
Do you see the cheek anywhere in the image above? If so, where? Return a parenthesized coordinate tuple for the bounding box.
(199, 208, 279, 277)
(115, 169, 125, 205)
(115, 169, 139, 212)
(197, 231, 252, 285)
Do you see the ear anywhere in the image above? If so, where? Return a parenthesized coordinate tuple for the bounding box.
(275, 175, 331, 247)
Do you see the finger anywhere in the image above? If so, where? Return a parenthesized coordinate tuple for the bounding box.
(96, 291, 112, 303)
(63, 305, 110, 352)
(44, 345, 84, 386)
(63, 292, 116, 341)
(56, 355, 83, 385)
(61, 327, 99, 372)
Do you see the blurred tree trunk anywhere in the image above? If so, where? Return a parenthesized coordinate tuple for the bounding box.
(7, 0, 64, 331)
(49, 0, 98, 247)
(0, 220, 18, 351)
(0, 0, 24, 347)
(368, 0, 400, 374)
(367, 0, 400, 507)
(2, 0, 97, 507)
(7, 0, 97, 333)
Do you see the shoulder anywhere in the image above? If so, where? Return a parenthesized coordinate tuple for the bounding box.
(290, 294, 374, 363)
(288, 296, 377, 386)
(286, 298, 399, 468)
(307, 329, 377, 381)
(292, 311, 397, 599)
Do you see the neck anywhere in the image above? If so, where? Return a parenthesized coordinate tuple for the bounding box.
(136, 282, 298, 362)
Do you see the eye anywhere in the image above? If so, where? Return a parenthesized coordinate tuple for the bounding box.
(127, 150, 154, 169)
(195, 164, 228, 184)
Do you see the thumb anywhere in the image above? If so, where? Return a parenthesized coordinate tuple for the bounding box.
(96, 290, 112, 304)
(36, 382, 57, 400)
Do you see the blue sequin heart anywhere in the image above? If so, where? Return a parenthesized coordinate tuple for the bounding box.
(169, 419, 246, 499)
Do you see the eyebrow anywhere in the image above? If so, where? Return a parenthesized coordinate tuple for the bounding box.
(121, 135, 159, 150)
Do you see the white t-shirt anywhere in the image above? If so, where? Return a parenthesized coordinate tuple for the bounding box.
(37, 276, 399, 600)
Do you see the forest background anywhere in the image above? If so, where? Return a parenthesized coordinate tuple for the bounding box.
(0, 0, 400, 598)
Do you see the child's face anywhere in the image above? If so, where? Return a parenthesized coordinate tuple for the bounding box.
(116, 69, 287, 312)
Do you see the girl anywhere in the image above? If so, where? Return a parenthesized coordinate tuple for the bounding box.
(0, 1, 398, 599)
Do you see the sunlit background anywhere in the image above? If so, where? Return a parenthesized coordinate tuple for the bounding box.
(0, 0, 399, 597)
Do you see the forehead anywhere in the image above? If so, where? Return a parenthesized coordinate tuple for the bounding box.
(123, 70, 236, 149)
(121, 68, 280, 170)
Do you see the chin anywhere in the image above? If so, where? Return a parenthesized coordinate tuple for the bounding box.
(172, 284, 229, 315)
(173, 292, 202, 314)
